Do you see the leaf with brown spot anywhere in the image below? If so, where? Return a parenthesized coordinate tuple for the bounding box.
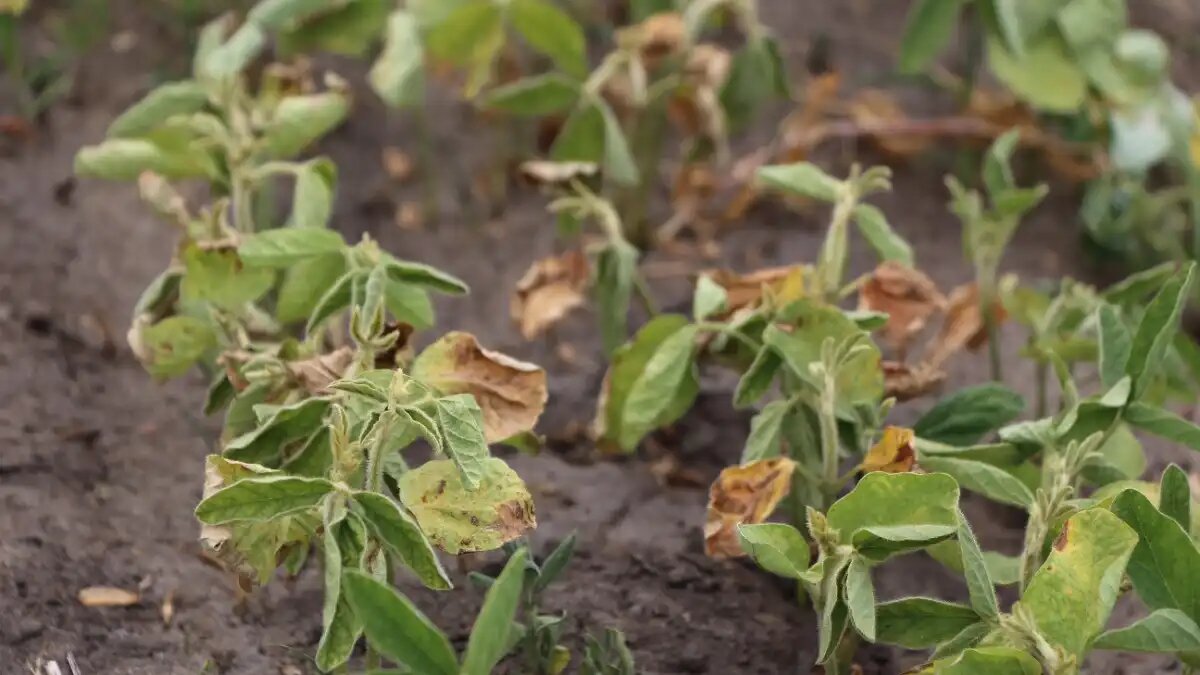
(703, 457, 797, 559)
(510, 249, 590, 339)
(411, 332, 547, 443)
(398, 458, 536, 554)
(78, 586, 140, 607)
(858, 262, 946, 355)
(883, 360, 946, 402)
(927, 283, 1006, 367)
(860, 426, 917, 473)
(285, 346, 354, 394)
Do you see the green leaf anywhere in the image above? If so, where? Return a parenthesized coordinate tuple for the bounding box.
(277, 254, 346, 324)
(755, 162, 840, 202)
(692, 274, 728, 321)
(764, 301, 883, 406)
(239, 227, 346, 268)
(898, 0, 964, 73)
(853, 204, 913, 266)
(479, 74, 579, 116)
(1019, 507, 1138, 659)
(195, 475, 334, 524)
(1093, 608, 1200, 652)
(384, 280, 435, 329)
(369, 10, 425, 108)
(741, 399, 791, 463)
(874, 597, 980, 649)
(1125, 401, 1200, 451)
(398, 458, 534, 554)
(843, 556, 876, 641)
(200, 22, 267, 79)
(737, 523, 809, 579)
(594, 240, 638, 355)
(733, 347, 781, 408)
(181, 246, 274, 311)
(141, 315, 216, 378)
(935, 646, 1041, 675)
(263, 92, 350, 159)
(599, 315, 698, 451)
(918, 456, 1034, 508)
(816, 556, 851, 663)
(534, 532, 577, 593)
(825, 472, 959, 561)
(551, 102, 605, 162)
(1110, 489, 1200, 621)
(925, 539, 1021, 586)
(720, 37, 790, 130)
(986, 31, 1087, 113)
(1127, 262, 1196, 394)
(425, 0, 503, 65)
(507, 0, 586, 78)
(307, 269, 359, 332)
(224, 398, 331, 465)
(432, 394, 489, 489)
(1057, 0, 1125, 50)
(292, 158, 337, 229)
(316, 517, 362, 672)
(461, 548, 529, 675)
(600, 101, 639, 186)
(930, 622, 991, 660)
(74, 137, 213, 180)
(1098, 304, 1132, 390)
(913, 383, 1024, 445)
(204, 373, 235, 416)
(133, 268, 182, 318)
(618, 324, 698, 450)
(382, 257, 469, 295)
(1103, 262, 1178, 306)
(278, 0, 392, 57)
(352, 492, 451, 590)
(955, 513, 998, 619)
(1160, 464, 1192, 532)
(342, 570, 459, 675)
(247, 0, 333, 30)
(106, 80, 208, 138)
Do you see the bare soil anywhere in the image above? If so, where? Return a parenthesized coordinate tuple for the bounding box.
(3, 1, 1200, 673)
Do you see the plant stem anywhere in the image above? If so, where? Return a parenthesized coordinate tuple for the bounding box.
(981, 281, 1002, 382)
(1035, 360, 1048, 418)
(818, 384, 841, 509)
(694, 321, 761, 352)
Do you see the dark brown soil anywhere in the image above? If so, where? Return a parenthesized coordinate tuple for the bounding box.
(3, 1, 1200, 674)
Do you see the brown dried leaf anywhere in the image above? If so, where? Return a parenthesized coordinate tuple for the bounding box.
(620, 12, 686, 67)
(411, 332, 548, 443)
(860, 426, 917, 473)
(520, 160, 598, 186)
(381, 147, 415, 183)
(285, 346, 354, 394)
(882, 360, 945, 402)
(161, 589, 176, 626)
(847, 89, 929, 158)
(78, 586, 140, 607)
(705, 265, 806, 319)
(928, 283, 1006, 367)
(703, 457, 797, 559)
(858, 261, 946, 354)
(511, 249, 590, 339)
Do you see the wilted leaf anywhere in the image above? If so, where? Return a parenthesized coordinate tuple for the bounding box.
(411, 332, 547, 443)
(704, 458, 796, 559)
(858, 261, 945, 354)
(510, 250, 589, 339)
(398, 458, 535, 554)
(883, 360, 946, 402)
(928, 283, 1005, 367)
(704, 265, 806, 320)
(263, 91, 350, 159)
(860, 426, 916, 473)
(623, 11, 686, 67)
(78, 586, 140, 607)
(285, 346, 354, 394)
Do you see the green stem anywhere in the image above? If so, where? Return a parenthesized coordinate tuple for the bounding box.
(981, 281, 1002, 382)
(694, 321, 761, 353)
(818, 385, 841, 509)
(1035, 359, 1048, 418)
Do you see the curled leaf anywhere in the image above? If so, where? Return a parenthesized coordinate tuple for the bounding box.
(285, 346, 354, 394)
(510, 249, 590, 339)
(411, 332, 547, 443)
(858, 261, 946, 354)
(703, 457, 797, 559)
(883, 360, 946, 401)
(861, 426, 917, 473)
(928, 283, 1006, 367)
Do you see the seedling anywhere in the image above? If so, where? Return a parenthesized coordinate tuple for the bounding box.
(74, 20, 548, 673)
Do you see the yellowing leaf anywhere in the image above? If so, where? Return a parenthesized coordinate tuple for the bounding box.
(703, 457, 796, 559)
(398, 458, 535, 554)
(510, 249, 590, 339)
(78, 586, 140, 607)
(858, 261, 946, 355)
(861, 426, 917, 473)
(411, 332, 547, 443)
